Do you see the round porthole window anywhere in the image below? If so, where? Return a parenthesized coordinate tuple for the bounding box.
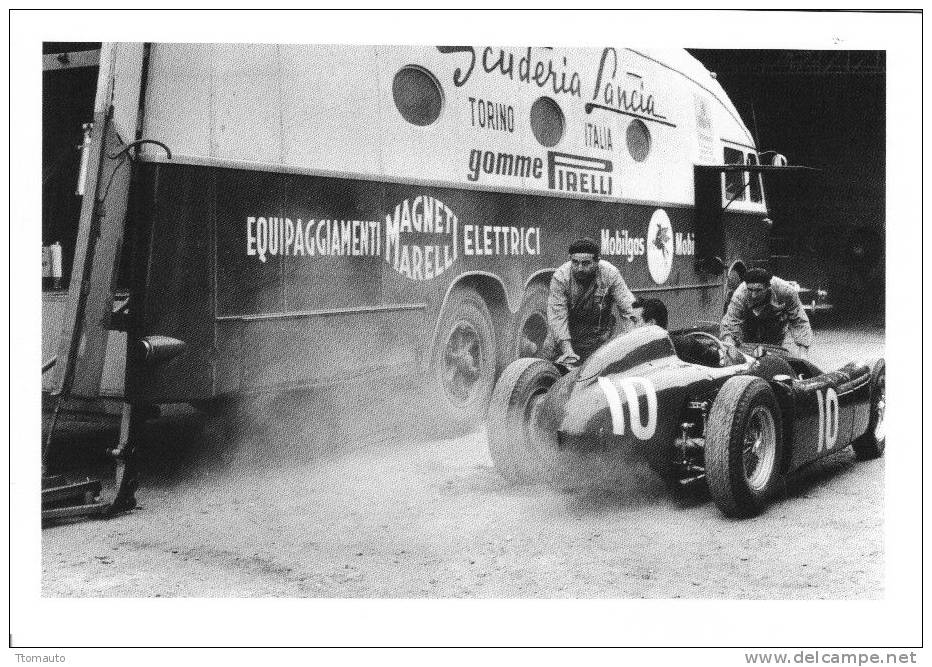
(626, 118, 651, 162)
(530, 96, 565, 147)
(392, 65, 444, 126)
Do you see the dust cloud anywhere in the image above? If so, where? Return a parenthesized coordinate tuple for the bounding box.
(142, 374, 462, 483)
(42, 324, 886, 598)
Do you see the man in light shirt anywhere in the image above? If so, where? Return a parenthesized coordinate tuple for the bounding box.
(546, 237, 635, 365)
(721, 267, 813, 358)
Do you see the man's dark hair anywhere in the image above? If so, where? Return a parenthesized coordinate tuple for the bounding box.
(568, 237, 600, 257)
(744, 267, 773, 285)
(632, 297, 668, 329)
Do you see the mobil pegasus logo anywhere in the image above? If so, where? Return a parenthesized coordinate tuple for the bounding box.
(384, 196, 458, 281)
(600, 209, 695, 284)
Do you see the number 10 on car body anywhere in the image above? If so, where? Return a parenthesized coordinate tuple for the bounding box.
(816, 387, 839, 452)
(597, 376, 658, 440)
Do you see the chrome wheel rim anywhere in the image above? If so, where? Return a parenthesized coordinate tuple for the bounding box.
(742, 405, 777, 492)
(442, 321, 482, 405)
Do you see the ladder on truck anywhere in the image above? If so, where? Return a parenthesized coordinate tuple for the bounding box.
(42, 43, 174, 522)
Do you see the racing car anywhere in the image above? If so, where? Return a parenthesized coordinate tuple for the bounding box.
(488, 325, 885, 517)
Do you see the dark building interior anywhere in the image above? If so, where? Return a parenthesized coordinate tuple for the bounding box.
(688, 50, 885, 321)
(42, 42, 101, 289)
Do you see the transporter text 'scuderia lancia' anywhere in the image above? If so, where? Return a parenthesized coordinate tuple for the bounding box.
(488, 326, 885, 517)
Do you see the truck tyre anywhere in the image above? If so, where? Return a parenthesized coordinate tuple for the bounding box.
(852, 359, 885, 460)
(432, 287, 497, 428)
(487, 358, 561, 483)
(512, 282, 550, 361)
(706, 375, 784, 518)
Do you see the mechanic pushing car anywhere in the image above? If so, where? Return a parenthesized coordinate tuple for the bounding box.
(545, 237, 635, 366)
(721, 267, 813, 359)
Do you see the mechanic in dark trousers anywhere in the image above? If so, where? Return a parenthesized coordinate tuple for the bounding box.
(630, 297, 723, 367)
(546, 237, 635, 365)
(720, 267, 813, 358)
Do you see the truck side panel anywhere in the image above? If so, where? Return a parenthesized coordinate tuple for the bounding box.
(128, 160, 754, 404)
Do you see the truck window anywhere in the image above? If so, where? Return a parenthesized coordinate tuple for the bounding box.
(626, 118, 651, 162)
(530, 96, 565, 147)
(747, 152, 763, 202)
(723, 146, 745, 201)
(393, 65, 444, 126)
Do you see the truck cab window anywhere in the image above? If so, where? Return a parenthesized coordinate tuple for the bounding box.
(723, 146, 745, 201)
(747, 152, 763, 203)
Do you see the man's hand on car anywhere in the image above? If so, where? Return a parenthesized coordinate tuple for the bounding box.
(720, 337, 745, 366)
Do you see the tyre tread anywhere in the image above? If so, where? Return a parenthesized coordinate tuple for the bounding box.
(706, 375, 782, 518)
(488, 358, 560, 482)
(432, 287, 497, 429)
(852, 358, 885, 461)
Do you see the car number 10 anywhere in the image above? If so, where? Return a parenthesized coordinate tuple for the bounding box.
(816, 386, 839, 452)
(597, 376, 658, 440)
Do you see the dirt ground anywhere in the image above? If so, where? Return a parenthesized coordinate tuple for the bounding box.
(41, 323, 885, 599)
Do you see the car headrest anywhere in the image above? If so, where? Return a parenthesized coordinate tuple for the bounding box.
(748, 354, 795, 382)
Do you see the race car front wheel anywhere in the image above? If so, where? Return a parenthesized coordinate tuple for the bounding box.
(852, 358, 885, 460)
(705, 376, 784, 518)
(487, 358, 561, 483)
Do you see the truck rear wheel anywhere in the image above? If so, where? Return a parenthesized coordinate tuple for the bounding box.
(431, 287, 497, 428)
(512, 282, 550, 361)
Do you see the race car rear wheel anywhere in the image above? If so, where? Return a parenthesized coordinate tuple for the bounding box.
(705, 375, 784, 518)
(852, 359, 885, 460)
(487, 358, 561, 483)
(432, 287, 497, 428)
